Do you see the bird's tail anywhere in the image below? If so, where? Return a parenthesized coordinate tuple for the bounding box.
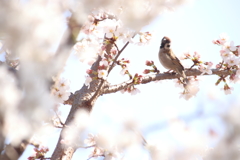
(179, 70, 189, 93)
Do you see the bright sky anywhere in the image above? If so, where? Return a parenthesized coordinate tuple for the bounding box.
(20, 0, 240, 159)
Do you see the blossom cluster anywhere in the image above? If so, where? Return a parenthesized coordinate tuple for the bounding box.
(74, 10, 152, 65)
(213, 33, 240, 94)
(28, 146, 49, 160)
(76, 10, 152, 95)
(51, 78, 71, 104)
(177, 77, 200, 100)
(118, 58, 131, 77)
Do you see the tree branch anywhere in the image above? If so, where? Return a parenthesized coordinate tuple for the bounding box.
(101, 69, 235, 95)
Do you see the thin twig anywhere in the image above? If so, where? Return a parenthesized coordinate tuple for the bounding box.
(54, 111, 65, 127)
(88, 41, 131, 104)
(188, 64, 196, 70)
(108, 41, 130, 74)
(113, 42, 120, 52)
(219, 60, 224, 69)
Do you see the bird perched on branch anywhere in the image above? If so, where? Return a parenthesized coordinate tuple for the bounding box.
(158, 36, 188, 91)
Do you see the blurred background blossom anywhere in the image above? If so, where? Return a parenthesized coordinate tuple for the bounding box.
(0, 0, 240, 160)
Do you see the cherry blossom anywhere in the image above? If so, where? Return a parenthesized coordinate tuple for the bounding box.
(193, 51, 201, 59)
(229, 41, 237, 51)
(85, 75, 92, 88)
(220, 50, 232, 61)
(98, 70, 108, 79)
(51, 78, 71, 103)
(221, 84, 233, 95)
(84, 133, 96, 146)
(137, 32, 152, 45)
(120, 67, 128, 76)
(130, 88, 141, 95)
(101, 19, 120, 38)
(53, 90, 71, 103)
(121, 30, 135, 43)
(223, 41, 237, 53)
(104, 150, 119, 160)
(179, 78, 200, 100)
(56, 78, 70, 91)
(199, 62, 213, 75)
(100, 59, 109, 67)
(73, 38, 101, 65)
(218, 33, 229, 45)
(226, 56, 239, 67)
(236, 69, 240, 77)
(88, 147, 104, 159)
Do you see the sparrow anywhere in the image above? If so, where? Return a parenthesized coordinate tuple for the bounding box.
(158, 36, 188, 90)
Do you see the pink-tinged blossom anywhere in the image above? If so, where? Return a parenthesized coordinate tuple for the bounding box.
(101, 19, 120, 38)
(179, 51, 189, 60)
(219, 33, 229, 45)
(193, 51, 201, 59)
(179, 78, 200, 100)
(180, 85, 199, 100)
(221, 84, 233, 95)
(110, 48, 118, 58)
(98, 70, 108, 79)
(120, 67, 128, 76)
(104, 150, 119, 160)
(130, 88, 141, 95)
(51, 78, 71, 103)
(216, 64, 221, 69)
(74, 41, 86, 52)
(220, 50, 231, 61)
(226, 56, 239, 67)
(121, 30, 134, 43)
(100, 59, 109, 67)
(229, 41, 237, 51)
(223, 41, 237, 53)
(54, 90, 70, 103)
(73, 38, 100, 65)
(212, 39, 221, 45)
(57, 78, 70, 91)
(85, 75, 92, 88)
(230, 69, 240, 83)
(236, 69, 240, 76)
(84, 133, 96, 146)
(174, 79, 184, 88)
(199, 63, 213, 75)
(138, 32, 152, 45)
(120, 89, 126, 94)
(89, 147, 104, 159)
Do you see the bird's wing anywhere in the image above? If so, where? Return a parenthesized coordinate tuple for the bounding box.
(166, 50, 184, 70)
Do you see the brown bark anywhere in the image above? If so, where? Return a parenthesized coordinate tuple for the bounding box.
(101, 69, 235, 94)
